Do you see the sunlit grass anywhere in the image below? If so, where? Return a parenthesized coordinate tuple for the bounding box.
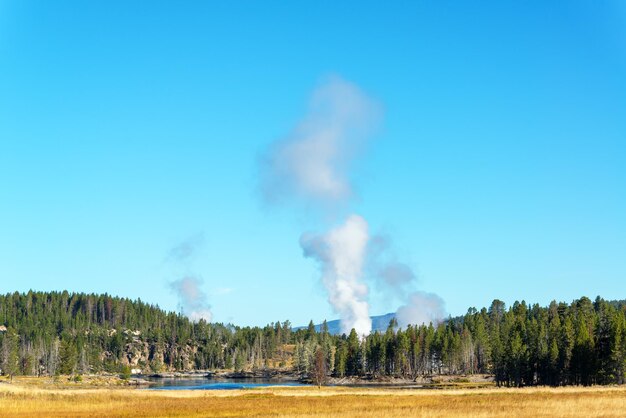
(2, 377, 626, 417)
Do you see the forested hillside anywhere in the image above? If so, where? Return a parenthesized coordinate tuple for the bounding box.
(1, 291, 625, 387)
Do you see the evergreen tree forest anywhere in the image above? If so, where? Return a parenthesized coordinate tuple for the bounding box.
(1, 291, 625, 387)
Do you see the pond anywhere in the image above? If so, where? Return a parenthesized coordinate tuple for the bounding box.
(145, 377, 307, 390)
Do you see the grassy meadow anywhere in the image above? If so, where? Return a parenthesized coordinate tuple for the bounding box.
(1, 377, 626, 417)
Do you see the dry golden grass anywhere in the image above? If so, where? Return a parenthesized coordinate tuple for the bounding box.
(1, 379, 626, 417)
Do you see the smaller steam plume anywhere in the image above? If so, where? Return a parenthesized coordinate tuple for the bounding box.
(166, 234, 212, 323)
(169, 276, 212, 322)
(396, 291, 446, 328)
(369, 235, 446, 328)
(300, 215, 372, 336)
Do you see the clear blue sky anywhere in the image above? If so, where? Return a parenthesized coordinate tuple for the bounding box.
(1, 1, 624, 326)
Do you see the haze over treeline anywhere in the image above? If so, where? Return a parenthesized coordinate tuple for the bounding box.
(1, 291, 625, 387)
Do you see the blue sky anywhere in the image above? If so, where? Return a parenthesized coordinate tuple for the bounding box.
(1, 1, 624, 327)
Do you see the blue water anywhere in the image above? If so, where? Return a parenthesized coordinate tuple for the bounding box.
(146, 377, 306, 390)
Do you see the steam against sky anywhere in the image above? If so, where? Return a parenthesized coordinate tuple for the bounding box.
(167, 232, 205, 263)
(167, 234, 212, 323)
(169, 276, 212, 323)
(260, 76, 380, 208)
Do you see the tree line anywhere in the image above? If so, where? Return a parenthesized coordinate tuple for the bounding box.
(1, 291, 625, 386)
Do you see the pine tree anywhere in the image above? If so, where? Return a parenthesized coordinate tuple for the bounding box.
(59, 338, 78, 375)
(1, 327, 19, 380)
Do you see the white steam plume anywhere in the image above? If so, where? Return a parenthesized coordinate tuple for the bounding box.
(260, 75, 381, 207)
(169, 276, 213, 323)
(300, 215, 371, 336)
(260, 75, 445, 334)
(260, 76, 380, 336)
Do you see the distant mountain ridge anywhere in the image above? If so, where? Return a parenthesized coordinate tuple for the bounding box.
(295, 313, 397, 335)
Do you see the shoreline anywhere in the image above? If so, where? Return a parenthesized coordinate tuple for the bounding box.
(140, 370, 495, 390)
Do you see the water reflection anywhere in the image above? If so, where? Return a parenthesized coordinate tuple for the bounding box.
(146, 377, 306, 390)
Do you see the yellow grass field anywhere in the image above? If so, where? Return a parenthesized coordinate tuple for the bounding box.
(1, 378, 626, 417)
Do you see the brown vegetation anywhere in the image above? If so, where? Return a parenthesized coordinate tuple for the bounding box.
(2, 377, 626, 417)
